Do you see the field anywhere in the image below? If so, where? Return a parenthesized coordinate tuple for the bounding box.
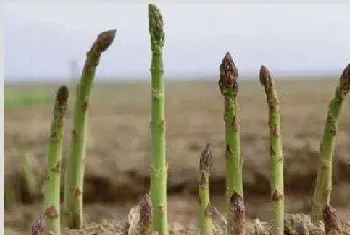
(4, 78, 350, 234)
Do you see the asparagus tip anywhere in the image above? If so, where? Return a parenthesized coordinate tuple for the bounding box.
(200, 143, 212, 172)
(259, 65, 272, 87)
(339, 63, 350, 96)
(219, 52, 238, 94)
(230, 191, 245, 214)
(230, 191, 245, 235)
(322, 205, 340, 234)
(297, 222, 309, 235)
(56, 85, 69, 105)
(93, 29, 117, 53)
(31, 215, 45, 235)
(149, 4, 164, 44)
(139, 193, 152, 222)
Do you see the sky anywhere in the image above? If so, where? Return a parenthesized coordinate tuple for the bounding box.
(4, 4, 350, 82)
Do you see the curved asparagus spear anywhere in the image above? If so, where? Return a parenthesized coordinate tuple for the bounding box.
(149, 4, 168, 235)
(312, 64, 350, 222)
(259, 66, 284, 235)
(218, 52, 244, 235)
(199, 143, 214, 235)
(63, 29, 116, 229)
(44, 85, 69, 235)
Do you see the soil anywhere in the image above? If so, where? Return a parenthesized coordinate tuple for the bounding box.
(4, 80, 350, 234)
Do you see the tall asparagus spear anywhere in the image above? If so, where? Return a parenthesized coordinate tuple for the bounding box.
(44, 85, 69, 235)
(199, 143, 214, 235)
(218, 52, 244, 235)
(312, 64, 350, 222)
(63, 29, 116, 229)
(148, 4, 168, 235)
(259, 66, 284, 235)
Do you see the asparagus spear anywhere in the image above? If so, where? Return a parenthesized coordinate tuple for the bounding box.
(32, 215, 45, 235)
(139, 193, 153, 235)
(149, 4, 168, 235)
(312, 64, 350, 222)
(230, 192, 245, 235)
(44, 85, 69, 235)
(199, 143, 214, 235)
(218, 52, 244, 235)
(297, 222, 309, 235)
(323, 205, 341, 235)
(63, 29, 116, 229)
(259, 66, 284, 235)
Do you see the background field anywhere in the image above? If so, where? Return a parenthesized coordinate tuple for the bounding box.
(4, 78, 350, 234)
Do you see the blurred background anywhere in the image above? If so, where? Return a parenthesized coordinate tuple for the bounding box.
(4, 3, 350, 234)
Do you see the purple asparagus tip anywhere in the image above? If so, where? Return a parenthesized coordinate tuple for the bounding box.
(31, 215, 45, 235)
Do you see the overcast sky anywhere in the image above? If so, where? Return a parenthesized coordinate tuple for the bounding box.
(4, 4, 350, 81)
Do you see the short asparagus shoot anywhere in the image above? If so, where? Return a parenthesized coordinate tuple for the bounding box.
(297, 222, 309, 235)
(32, 215, 45, 235)
(199, 143, 214, 235)
(323, 205, 341, 235)
(139, 193, 153, 235)
(44, 85, 69, 235)
(231, 192, 245, 235)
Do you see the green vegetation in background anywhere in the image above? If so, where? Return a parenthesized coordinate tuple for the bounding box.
(5, 88, 54, 110)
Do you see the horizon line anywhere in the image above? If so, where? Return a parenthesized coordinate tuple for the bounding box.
(4, 69, 342, 82)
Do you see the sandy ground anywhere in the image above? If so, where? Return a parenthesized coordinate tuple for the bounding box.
(4, 79, 350, 234)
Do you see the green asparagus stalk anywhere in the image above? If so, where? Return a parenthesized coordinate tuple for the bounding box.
(44, 85, 69, 235)
(139, 193, 153, 235)
(322, 205, 341, 235)
(311, 64, 350, 222)
(199, 143, 213, 235)
(218, 52, 244, 235)
(69, 61, 94, 149)
(63, 29, 116, 229)
(259, 66, 284, 235)
(148, 4, 168, 235)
